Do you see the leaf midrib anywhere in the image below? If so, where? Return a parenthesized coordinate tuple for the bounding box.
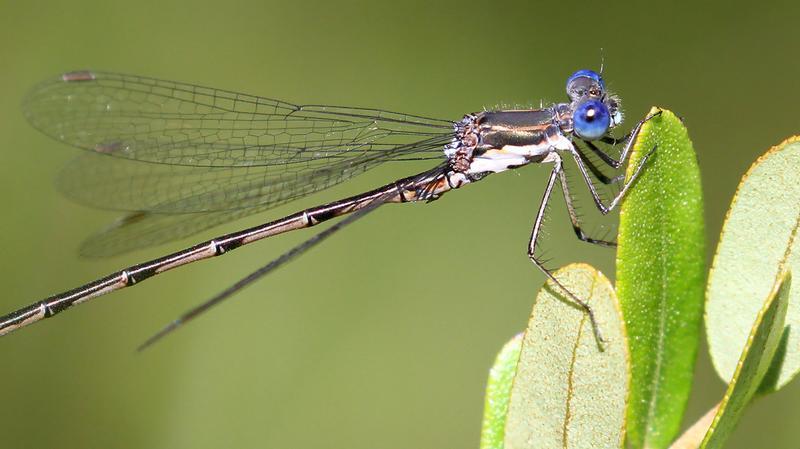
(642, 140, 671, 445)
(561, 272, 598, 448)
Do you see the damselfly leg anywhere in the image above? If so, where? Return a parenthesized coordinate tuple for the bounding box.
(559, 167, 617, 247)
(583, 111, 661, 169)
(557, 110, 663, 248)
(527, 110, 660, 346)
(572, 148, 622, 186)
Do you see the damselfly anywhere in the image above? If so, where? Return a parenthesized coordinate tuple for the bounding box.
(0, 69, 656, 348)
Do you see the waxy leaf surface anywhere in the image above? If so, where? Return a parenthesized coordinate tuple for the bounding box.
(504, 264, 629, 449)
(701, 271, 790, 448)
(480, 334, 522, 449)
(616, 108, 706, 449)
(706, 136, 800, 392)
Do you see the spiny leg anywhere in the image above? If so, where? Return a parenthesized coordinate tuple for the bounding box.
(585, 109, 662, 169)
(567, 142, 656, 215)
(558, 168, 617, 247)
(566, 110, 661, 215)
(573, 143, 621, 185)
(527, 153, 606, 346)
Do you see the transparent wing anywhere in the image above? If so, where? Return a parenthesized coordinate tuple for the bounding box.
(56, 136, 450, 213)
(80, 159, 454, 257)
(80, 209, 263, 258)
(23, 71, 454, 168)
(78, 161, 451, 258)
(23, 71, 456, 256)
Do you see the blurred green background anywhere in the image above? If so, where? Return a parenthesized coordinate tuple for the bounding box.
(1, 1, 798, 448)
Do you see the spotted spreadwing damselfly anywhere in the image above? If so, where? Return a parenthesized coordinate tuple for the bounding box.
(0, 69, 657, 348)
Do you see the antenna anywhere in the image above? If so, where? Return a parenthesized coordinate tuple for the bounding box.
(599, 48, 606, 75)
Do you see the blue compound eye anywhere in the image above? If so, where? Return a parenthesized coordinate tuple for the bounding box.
(573, 99, 610, 140)
(566, 69, 605, 100)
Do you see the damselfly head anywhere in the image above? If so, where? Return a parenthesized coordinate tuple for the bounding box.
(566, 69, 622, 139)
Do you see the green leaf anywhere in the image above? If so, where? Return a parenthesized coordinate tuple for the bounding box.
(706, 136, 800, 392)
(480, 334, 522, 449)
(616, 108, 706, 449)
(700, 271, 791, 448)
(504, 263, 629, 449)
